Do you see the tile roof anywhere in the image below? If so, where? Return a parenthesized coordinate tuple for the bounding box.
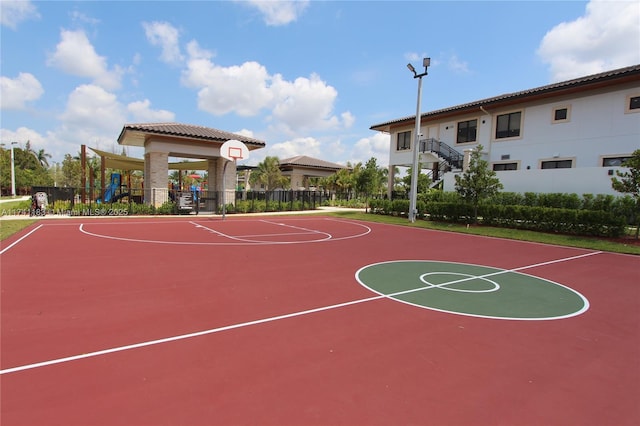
(279, 155, 347, 170)
(118, 122, 266, 147)
(370, 64, 640, 130)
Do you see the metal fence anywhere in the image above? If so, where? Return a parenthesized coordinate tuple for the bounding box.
(29, 186, 345, 214)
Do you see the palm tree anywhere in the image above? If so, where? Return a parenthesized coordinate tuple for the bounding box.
(36, 149, 52, 168)
(250, 156, 288, 190)
(335, 164, 356, 196)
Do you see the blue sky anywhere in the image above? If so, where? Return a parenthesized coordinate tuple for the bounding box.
(1, 0, 639, 167)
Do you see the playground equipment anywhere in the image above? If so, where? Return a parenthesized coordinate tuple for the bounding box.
(30, 192, 48, 216)
(97, 173, 129, 203)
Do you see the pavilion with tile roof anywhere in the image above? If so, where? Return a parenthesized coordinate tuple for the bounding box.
(117, 122, 265, 207)
(278, 155, 347, 190)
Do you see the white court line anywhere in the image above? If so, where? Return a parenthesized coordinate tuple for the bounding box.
(0, 224, 44, 255)
(189, 220, 331, 243)
(79, 218, 371, 245)
(359, 251, 602, 300)
(0, 250, 602, 375)
(356, 253, 597, 321)
(259, 219, 333, 241)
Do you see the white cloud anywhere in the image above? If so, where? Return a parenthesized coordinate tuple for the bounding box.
(45, 85, 127, 160)
(185, 39, 214, 62)
(1, 126, 83, 166)
(0, 127, 46, 150)
(351, 132, 390, 167)
(0, 72, 44, 109)
(341, 111, 355, 129)
(405, 52, 429, 64)
(448, 54, 470, 74)
(241, 0, 310, 26)
(270, 73, 341, 132)
(234, 129, 256, 139)
(265, 137, 323, 160)
(143, 21, 184, 65)
(69, 10, 100, 26)
(4, 85, 171, 162)
(182, 50, 350, 134)
(183, 60, 273, 116)
(15, 84, 179, 161)
(0, 0, 39, 29)
(59, 84, 126, 133)
(127, 100, 175, 122)
(47, 29, 122, 90)
(538, 0, 640, 81)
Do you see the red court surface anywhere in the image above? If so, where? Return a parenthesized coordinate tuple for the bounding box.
(1, 216, 639, 425)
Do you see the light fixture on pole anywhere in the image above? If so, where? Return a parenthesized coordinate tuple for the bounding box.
(407, 57, 430, 223)
(10, 141, 18, 197)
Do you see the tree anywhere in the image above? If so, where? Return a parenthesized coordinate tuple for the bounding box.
(611, 149, 640, 238)
(61, 154, 82, 187)
(250, 156, 288, 190)
(36, 149, 52, 168)
(335, 163, 357, 196)
(401, 164, 431, 195)
(356, 157, 385, 196)
(0, 145, 52, 194)
(454, 144, 503, 223)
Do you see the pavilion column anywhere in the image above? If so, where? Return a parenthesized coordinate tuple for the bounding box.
(206, 159, 218, 212)
(290, 170, 304, 190)
(144, 151, 169, 207)
(209, 157, 236, 210)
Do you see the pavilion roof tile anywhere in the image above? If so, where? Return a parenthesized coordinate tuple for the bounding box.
(279, 155, 347, 171)
(119, 122, 266, 147)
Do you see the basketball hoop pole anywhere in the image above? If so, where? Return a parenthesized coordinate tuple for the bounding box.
(219, 139, 249, 220)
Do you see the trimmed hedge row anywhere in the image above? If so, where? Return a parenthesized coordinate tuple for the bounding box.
(368, 197, 628, 238)
(478, 203, 625, 237)
(224, 199, 307, 214)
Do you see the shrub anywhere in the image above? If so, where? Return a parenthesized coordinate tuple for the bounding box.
(155, 201, 176, 215)
(235, 200, 251, 213)
(130, 203, 155, 215)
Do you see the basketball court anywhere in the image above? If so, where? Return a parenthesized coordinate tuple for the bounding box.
(1, 216, 638, 425)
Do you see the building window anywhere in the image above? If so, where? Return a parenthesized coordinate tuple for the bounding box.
(627, 95, 640, 113)
(493, 162, 518, 171)
(541, 159, 573, 169)
(456, 119, 477, 144)
(495, 111, 522, 139)
(602, 156, 631, 167)
(397, 131, 411, 151)
(552, 106, 570, 123)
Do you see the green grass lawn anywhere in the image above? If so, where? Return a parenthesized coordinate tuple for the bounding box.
(327, 211, 640, 255)
(1, 209, 638, 255)
(1, 219, 38, 241)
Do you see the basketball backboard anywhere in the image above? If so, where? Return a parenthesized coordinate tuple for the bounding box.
(220, 139, 250, 161)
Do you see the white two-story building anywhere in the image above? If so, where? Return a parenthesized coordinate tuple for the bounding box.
(370, 64, 640, 196)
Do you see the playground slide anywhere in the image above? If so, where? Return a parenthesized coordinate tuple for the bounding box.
(103, 183, 117, 203)
(97, 183, 128, 203)
(96, 174, 129, 203)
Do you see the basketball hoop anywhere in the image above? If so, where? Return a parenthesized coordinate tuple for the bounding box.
(220, 139, 249, 162)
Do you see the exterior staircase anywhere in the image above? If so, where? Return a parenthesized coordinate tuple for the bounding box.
(418, 138, 464, 186)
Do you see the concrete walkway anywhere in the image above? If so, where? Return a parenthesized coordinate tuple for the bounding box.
(0, 205, 365, 221)
(0, 196, 30, 204)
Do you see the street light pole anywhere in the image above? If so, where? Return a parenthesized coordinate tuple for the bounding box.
(10, 141, 17, 197)
(407, 58, 430, 223)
